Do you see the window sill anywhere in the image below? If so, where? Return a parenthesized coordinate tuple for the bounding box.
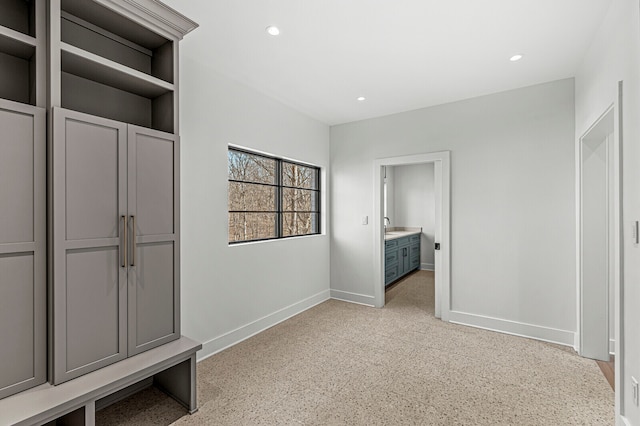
(228, 233, 325, 247)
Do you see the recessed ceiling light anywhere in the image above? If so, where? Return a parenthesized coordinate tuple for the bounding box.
(266, 26, 280, 36)
(357, 96, 366, 101)
(510, 54, 523, 62)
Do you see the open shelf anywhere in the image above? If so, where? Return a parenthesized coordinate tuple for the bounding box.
(61, 71, 174, 133)
(61, 0, 174, 84)
(57, 0, 177, 133)
(0, 0, 35, 37)
(60, 43, 173, 98)
(42, 406, 86, 426)
(0, 33, 36, 105)
(60, 41, 174, 132)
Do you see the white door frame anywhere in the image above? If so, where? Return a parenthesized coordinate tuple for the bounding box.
(575, 101, 620, 362)
(577, 104, 615, 361)
(373, 151, 451, 321)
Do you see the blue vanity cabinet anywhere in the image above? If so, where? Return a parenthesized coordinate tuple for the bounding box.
(385, 234, 421, 287)
(409, 234, 421, 271)
(384, 239, 400, 285)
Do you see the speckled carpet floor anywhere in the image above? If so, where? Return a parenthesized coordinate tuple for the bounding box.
(97, 271, 614, 425)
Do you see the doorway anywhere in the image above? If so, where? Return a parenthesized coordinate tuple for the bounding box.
(373, 151, 451, 320)
(578, 106, 617, 362)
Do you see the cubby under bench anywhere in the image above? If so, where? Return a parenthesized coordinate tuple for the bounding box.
(0, 336, 201, 426)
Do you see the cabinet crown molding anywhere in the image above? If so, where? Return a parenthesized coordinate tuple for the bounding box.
(96, 0, 198, 39)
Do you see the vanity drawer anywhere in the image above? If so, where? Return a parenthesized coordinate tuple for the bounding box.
(410, 244, 420, 257)
(410, 255, 420, 270)
(385, 250, 399, 265)
(385, 264, 399, 285)
(397, 236, 410, 246)
(409, 234, 420, 244)
(385, 239, 398, 249)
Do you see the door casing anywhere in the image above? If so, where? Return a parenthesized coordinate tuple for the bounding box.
(373, 151, 451, 319)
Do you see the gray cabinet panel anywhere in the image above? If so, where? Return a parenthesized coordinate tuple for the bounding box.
(0, 107, 34, 244)
(0, 254, 34, 389)
(132, 131, 175, 236)
(65, 119, 120, 240)
(52, 108, 128, 384)
(128, 125, 179, 356)
(65, 247, 125, 371)
(131, 242, 175, 350)
(0, 100, 45, 399)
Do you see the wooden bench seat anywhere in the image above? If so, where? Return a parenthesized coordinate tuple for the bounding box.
(0, 336, 201, 426)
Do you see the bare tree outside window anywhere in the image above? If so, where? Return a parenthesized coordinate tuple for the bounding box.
(228, 148, 320, 243)
(282, 162, 318, 237)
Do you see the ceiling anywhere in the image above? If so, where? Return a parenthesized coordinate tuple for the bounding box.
(164, 0, 613, 126)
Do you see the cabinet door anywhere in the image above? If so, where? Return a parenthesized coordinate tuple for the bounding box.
(400, 247, 409, 276)
(127, 125, 179, 356)
(0, 100, 46, 398)
(52, 108, 128, 384)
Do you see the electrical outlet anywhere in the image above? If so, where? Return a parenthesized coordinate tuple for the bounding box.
(633, 377, 639, 406)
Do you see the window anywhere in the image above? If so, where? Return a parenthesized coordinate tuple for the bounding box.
(228, 147, 320, 243)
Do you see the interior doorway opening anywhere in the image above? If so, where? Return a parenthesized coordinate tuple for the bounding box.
(577, 105, 617, 363)
(383, 163, 436, 271)
(373, 151, 450, 320)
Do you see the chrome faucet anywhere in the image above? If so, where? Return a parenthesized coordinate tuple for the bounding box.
(384, 217, 391, 229)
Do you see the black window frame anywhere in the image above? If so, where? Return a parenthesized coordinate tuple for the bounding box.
(228, 147, 321, 244)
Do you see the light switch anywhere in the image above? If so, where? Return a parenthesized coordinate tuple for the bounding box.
(362, 216, 368, 225)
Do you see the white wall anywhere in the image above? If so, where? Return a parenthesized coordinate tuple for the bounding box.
(330, 78, 576, 343)
(575, 0, 640, 422)
(175, 39, 331, 360)
(391, 164, 435, 270)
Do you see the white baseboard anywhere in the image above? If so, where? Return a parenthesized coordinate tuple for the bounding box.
(621, 415, 632, 426)
(572, 334, 615, 356)
(449, 311, 575, 347)
(420, 263, 434, 271)
(197, 289, 330, 362)
(330, 289, 376, 306)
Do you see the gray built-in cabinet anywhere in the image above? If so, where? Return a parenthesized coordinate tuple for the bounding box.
(0, 0, 47, 400)
(0, 100, 46, 399)
(51, 109, 180, 384)
(48, 0, 194, 386)
(0, 0, 198, 408)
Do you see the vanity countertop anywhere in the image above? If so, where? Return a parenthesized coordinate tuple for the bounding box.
(384, 227, 422, 241)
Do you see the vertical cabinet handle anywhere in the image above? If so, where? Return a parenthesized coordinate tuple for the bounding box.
(130, 215, 136, 267)
(121, 215, 127, 268)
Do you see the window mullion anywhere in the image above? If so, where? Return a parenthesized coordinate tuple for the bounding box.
(277, 159, 283, 238)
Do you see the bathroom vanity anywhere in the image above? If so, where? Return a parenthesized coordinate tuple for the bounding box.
(384, 228, 421, 286)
